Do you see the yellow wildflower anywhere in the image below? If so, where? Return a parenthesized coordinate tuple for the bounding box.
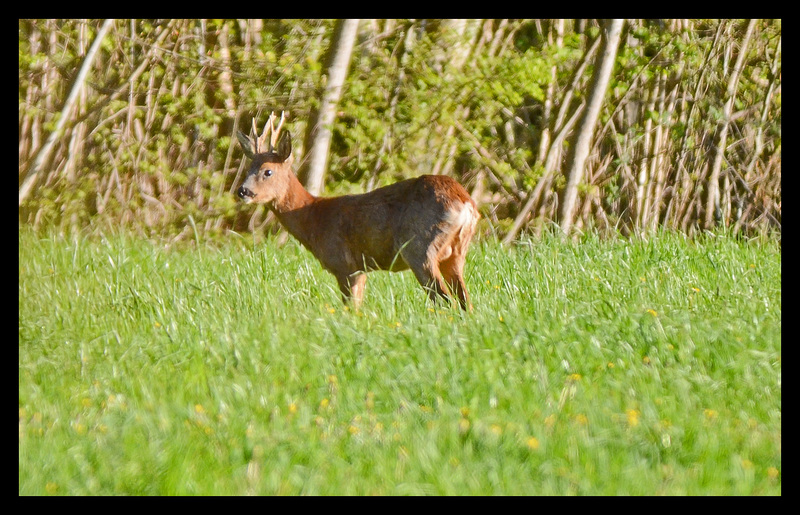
(526, 437, 540, 450)
(626, 409, 640, 428)
(327, 375, 338, 392)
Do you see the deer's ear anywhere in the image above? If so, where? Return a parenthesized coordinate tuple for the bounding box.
(277, 131, 293, 164)
(237, 131, 256, 159)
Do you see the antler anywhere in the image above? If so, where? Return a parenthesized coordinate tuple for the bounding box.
(250, 111, 286, 154)
(269, 111, 286, 150)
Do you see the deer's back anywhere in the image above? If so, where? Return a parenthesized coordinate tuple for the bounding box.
(307, 175, 476, 272)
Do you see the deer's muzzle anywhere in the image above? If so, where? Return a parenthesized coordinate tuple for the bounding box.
(237, 186, 255, 201)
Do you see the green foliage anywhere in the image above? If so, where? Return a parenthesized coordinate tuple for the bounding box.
(19, 228, 781, 494)
(19, 19, 780, 240)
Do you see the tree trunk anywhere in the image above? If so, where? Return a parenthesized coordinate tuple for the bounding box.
(502, 26, 599, 245)
(19, 18, 114, 206)
(704, 19, 757, 230)
(299, 19, 360, 196)
(559, 19, 623, 236)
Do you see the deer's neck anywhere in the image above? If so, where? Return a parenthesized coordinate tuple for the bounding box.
(273, 172, 316, 213)
(272, 173, 320, 246)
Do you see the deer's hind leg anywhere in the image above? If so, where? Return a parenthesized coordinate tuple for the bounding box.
(401, 228, 470, 308)
(400, 238, 453, 306)
(436, 212, 476, 311)
(439, 252, 470, 311)
(412, 261, 451, 305)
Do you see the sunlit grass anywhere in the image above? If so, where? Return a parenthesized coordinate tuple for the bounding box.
(19, 227, 780, 495)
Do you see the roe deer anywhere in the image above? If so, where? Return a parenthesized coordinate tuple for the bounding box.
(236, 113, 479, 311)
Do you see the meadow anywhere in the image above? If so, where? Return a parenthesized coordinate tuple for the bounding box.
(19, 227, 781, 495)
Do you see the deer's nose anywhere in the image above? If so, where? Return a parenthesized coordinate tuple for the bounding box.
(237, 186, 254, 200)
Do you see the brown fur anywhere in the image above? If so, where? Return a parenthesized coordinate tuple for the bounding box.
(237, 128, 479, 311)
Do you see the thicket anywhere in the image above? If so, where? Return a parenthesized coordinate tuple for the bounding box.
(18, 19, 781, 242)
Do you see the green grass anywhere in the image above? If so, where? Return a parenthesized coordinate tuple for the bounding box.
(19, 227, 781, 495)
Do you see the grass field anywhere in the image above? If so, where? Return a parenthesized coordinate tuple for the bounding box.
(19, 227, 781, 495)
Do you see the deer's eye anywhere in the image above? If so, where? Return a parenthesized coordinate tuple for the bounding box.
(263, 169, 273, 178)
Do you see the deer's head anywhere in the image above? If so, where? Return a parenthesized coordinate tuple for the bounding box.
(236, 112, 294, 206)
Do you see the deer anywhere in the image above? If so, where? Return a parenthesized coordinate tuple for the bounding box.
(235, 112, 479, 311)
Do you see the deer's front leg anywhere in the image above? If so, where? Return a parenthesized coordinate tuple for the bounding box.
(336, 272, 367, 311)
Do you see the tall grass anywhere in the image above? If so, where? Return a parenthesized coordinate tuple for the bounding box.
(19, 228, 781, 495)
